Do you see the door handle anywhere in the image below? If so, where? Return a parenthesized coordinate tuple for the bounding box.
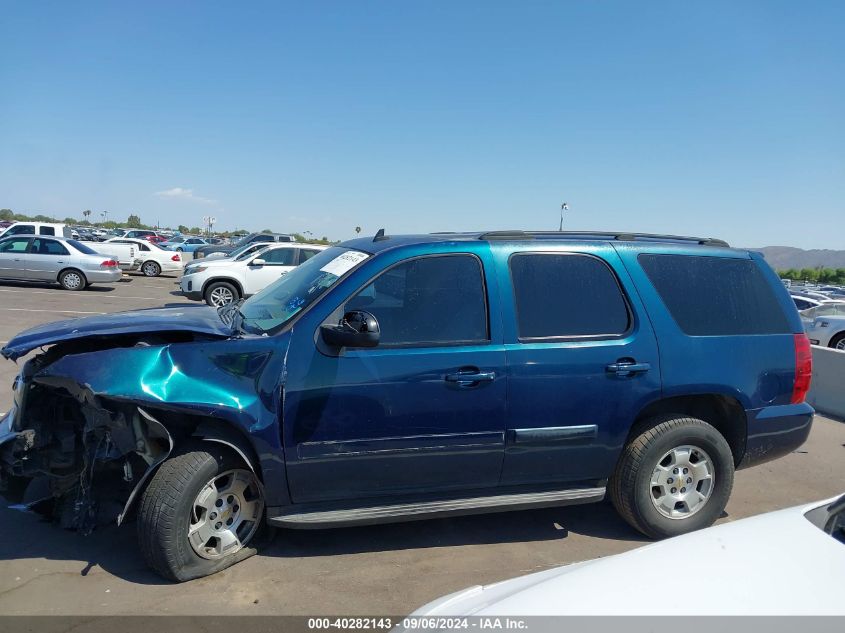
(606, 360, 651, 376)
(445, 369, 496, 386)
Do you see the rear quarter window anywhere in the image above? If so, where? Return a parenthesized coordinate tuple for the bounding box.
(638, 254, 791, 335)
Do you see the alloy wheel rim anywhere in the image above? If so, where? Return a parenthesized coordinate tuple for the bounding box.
(836, 339, 845, 351)
(142, 262, 159, 276)
(209, 287, 234, 307)
(649, 444, 714, 519)
(188, 469, 264, 560)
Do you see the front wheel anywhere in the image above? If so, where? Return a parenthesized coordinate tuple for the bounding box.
(137, 445, 265, 582)
(609, 415, 734, 539)
(204, 280, 240, 307)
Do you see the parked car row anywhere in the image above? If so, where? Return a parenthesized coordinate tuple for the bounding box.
(179, 241, 326, 306)
(0, 235, 122, 289)
(0, 225, 317, 293)
(0, 232, 187, 290)
(789, 287, 845, 350)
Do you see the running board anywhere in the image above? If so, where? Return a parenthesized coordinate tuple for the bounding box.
(268, 486, 605, 528)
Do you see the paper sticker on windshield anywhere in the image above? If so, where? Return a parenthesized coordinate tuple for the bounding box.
(320, 250, 369, 277)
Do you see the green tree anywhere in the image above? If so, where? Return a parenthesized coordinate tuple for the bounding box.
(177, 225, 190, 234)
(189, 226, 201, 234)
(0, 209, 13, 221)
(126, 214, 142, 228)
(261, 228, 273, 234)
(83, 209, 91, 223)
(798, 268, 818, 283)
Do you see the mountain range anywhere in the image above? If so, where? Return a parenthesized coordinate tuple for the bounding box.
(748, 246, 845, 270)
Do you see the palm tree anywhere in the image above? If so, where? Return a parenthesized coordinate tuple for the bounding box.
(83, 209, 91, 224)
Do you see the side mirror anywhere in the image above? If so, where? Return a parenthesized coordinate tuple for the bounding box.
(250, 258, 266, 267)
(320, 311, 380, 348)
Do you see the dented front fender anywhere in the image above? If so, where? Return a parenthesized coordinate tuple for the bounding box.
(30, 332, 292, 506)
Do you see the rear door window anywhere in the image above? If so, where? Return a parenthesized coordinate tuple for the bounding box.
(39, 226, 56, 236)
(261, 248, 296, 266)
(638, 254, 791, 335)
(509, 253, 630, 340)
(31, 239, 69, 255)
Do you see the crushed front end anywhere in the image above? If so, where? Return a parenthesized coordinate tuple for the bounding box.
(0, 349, 174, 533)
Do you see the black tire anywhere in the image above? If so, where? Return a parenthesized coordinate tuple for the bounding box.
(176, 247, 184, 252)
(609, 415, 734, 539)
(204, 280, 240, 307)
(137, 444, 265, 582)
(828, 332, 845, 351)
(141, 260, 161, 277)
(58, 269, 87, 291)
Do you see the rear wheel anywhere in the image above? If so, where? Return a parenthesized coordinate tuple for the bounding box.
(204, 280, 239, 307)
(829, 332, 845, 351)
(58, 269, 87, 291)
(137, 444, 265, 582)
(609, 415, 734, 539)
(141, 260, 161, 277)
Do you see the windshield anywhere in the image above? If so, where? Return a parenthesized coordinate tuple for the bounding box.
(239, 247, 370, 334)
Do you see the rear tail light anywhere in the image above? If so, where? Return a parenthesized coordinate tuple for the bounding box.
(100, 259, 118, 268)
(791, 333, 812, 404)
(171, 254, 181, 262)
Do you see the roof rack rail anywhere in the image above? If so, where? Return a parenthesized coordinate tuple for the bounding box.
(478, 230, 729, 247)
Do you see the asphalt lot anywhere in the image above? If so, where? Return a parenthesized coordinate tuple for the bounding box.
(0, 272, 843, 615)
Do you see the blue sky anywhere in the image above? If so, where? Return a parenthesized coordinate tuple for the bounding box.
(1, 1, 842, 248)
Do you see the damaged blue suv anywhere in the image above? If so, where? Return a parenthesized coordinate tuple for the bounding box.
(0, 230, 814, 581)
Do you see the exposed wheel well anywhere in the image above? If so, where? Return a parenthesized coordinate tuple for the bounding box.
(629, 394, 747, 466)
(128, 406, 263, 482)
(202, 277, 243, 298)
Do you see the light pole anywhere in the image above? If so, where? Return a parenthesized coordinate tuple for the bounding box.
(559, 202, 569, 231)
(202, 215, 216, 236)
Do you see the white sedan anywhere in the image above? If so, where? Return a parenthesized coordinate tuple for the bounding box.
(804, 312, 845, 350)
(410, 495, 845, 616)
(103, 237, 185, 277)
(179, 242, 327, 307)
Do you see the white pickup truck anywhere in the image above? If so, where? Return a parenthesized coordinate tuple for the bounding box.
(90, 241, 138, 272)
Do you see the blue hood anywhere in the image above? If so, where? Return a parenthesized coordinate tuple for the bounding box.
(1, 304, 234, 361)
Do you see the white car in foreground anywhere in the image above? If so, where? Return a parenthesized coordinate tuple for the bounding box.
(102, 237, 184, 277)
(411, 495, 845, 616)
(179, 242, 327, 306)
